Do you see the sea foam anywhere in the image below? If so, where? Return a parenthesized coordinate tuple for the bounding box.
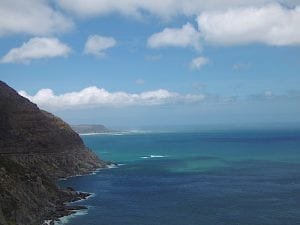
(54, 209, 88, 225)
(140, 155, 167, 159)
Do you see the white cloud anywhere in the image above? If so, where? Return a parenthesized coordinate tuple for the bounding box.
(147, 23, 201, 50)
(1, 37, 71, 64)
(146, 3, 300, 51)
(135, 79, 145, 85)
(56, 0, 300, 18)
(84, 35, 116, 56)
(197, 3, 300, 46)
(190, 56, 209, 70)
(232, 62, 252, 70)
(0, 0, 73, 36)
(19, 86, 205, 109)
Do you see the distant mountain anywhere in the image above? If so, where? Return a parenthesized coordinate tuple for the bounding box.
(71, 124, 111, 134)
(0, 81, 106, 225)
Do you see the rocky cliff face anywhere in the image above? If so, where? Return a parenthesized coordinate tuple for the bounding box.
(0, 81, 106, 225)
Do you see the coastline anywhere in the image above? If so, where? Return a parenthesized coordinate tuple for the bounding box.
(58, 162, 118, 181)
(42, 179, 94, 225)
(44, 193, 96, 225)
(45, 163, 118, 225)
(0, 81, 111, 225)
(77, 130, 155, 136)
(53, 209, 89, 225)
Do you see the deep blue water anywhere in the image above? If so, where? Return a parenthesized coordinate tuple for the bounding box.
(58, 129, 300, 225)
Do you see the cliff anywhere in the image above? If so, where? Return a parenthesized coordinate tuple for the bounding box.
(0, 81, 106, 225)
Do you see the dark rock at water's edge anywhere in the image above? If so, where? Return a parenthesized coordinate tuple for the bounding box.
(0, 81, 107, 225)
(71, 124, 111, 134)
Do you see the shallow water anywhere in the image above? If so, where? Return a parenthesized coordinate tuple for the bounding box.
(58, 129, 300, 225)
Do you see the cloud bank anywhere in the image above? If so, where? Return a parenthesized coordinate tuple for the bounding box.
(56, 0, 300, 18)
(0, 0, 73, 36)
(148, 3, 300, 49)
(1, 37, 71, 64)
(19, 86, 205, 110)
(19, 86, 300, 113)
(197, 3, 300, 46)
(84, 35, 116, 56)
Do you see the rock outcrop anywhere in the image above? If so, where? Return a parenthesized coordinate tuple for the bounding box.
(0, 81, 106, 225)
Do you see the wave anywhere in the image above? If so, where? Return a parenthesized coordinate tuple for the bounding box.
(79, 132, 129, 136)
(140, 155, 168, 159)
(79, 132, 136, 136)
(106, 164, 118, 169)
(54, 209, 88, 225)
(51, 193, 96, 225)
(79, 132, 107, 136)
(59, 163, 119, 179)
(90, 168, 103, 175)
(117, 163, 126, 166)
(90, 163, 120, 174)
(54, 163, 121, 225)
(71, 192, 96, 204)
(140, 156, 149, 159)
(150, 155, 166, 158)
(79, 130, 157, 136)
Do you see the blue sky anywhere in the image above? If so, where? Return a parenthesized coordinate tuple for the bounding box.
(1, 0, 300, 128)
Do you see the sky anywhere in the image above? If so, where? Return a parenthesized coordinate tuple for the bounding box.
(1, 0, 300, 129)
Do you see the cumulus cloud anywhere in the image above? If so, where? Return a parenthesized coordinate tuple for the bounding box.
(56, 0, 300, 18)
(84, 35, 116, 56)
(147, 23, 201, 50)
(1, 37, 71, 64)
(146, 3, 300, 52)
(197, 3, 300, 46)
(190, 56, 209, 70)
(0, 0, 73, 36)
(19, 86, 205, 110)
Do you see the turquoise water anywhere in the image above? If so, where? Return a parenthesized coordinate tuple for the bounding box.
(59, 129, 300, 225)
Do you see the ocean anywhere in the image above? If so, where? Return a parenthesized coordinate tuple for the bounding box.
(58, 129, 300, 225)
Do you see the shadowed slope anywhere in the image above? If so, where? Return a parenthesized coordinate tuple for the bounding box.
(0, 81, 106, 224)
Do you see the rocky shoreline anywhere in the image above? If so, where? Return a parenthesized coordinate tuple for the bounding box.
(44, 162, 117, 225)
(43, 187, 92, 225)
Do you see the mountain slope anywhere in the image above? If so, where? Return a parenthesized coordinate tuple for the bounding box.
(0, 81, 106, 225)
